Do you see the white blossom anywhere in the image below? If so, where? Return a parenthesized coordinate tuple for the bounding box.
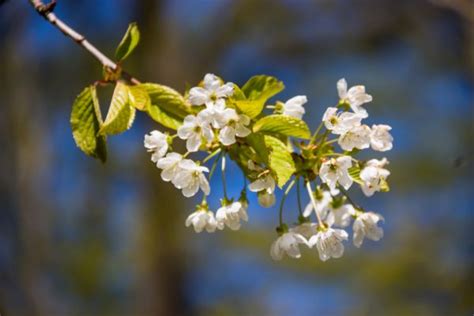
(308, 227, 349, 261)
(216, 201, 248, 230)
(370, 124, 393, 151)
(322, 107, 363, 135)
(247, 161, 276, 207)
(270, 231, 309, 260)
(249, 174, 276, 208)
(144, 130, 168, 163)
(172, 159, 210, 197)
(198, 99, 227, 129)
(338, 124, 371, 151)
(156, 152, 182, 182)
(337, 78, 372, 118)
(326, 203, 354, 228)
(177, 114, 214, 152)
(185, 209, 219, 233)
(248, 162, 276, 194)
(282, 95, 307, 119)
(319, 156, 353, 192)
(257, 191, 276, 208)
(188, 73, 234, 108)
(303, 190, 332, 218)
(360, 158, 390, 196)
(353, 212, 384, 247)
(290, 222, 318, 239)
(218, 108, 251, 145)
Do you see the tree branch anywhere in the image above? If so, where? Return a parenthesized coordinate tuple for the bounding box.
(29, 0, 140, 85)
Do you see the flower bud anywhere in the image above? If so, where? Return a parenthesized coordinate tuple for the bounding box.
(258, 191, 275, 208)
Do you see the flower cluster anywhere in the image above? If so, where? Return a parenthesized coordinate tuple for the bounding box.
(143, 74, 393, 262)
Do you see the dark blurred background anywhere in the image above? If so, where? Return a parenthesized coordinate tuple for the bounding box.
(0, 0, 473, 315)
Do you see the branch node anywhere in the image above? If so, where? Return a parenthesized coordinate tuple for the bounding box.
(37, 0, 57, 16)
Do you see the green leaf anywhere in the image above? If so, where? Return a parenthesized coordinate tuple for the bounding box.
(227, 144, 258, 176)
(100, 82, 136, 135)
(70, 86, 107, 162)
(348, 165, 363, 184)
(235, 75, 284, 118)
(142, 83, 190, 118)
(128, 84, 151, 111)
(264, 135, 295, 188)
(146, 103, 183, 130)
(241, 75, 284, 100)
(231, 84, 246, 101)
(115, 22, 140, 61)
(253, 114, 311, 139)
(246, 133, 269, 164)
(140, 83, 191, 130)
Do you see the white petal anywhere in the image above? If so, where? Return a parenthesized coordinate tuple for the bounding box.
(186, 134, 202, 152)
(199, 174, 211, 195)
(337, 78, 348, 99)
(203, 73, 220, 90)
(219, 126, 236, 146)
(216, 82, 234, 98)
(188, 87, 210, 106)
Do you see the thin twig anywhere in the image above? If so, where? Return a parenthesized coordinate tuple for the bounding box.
(28, 0, 140, 85)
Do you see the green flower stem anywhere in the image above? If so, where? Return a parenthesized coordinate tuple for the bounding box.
(242, 172, 247, 191)
(309, 121, 324, 144)
(323, 138, 338, 146)
(319, 152, 346, 157)
(221, 155, 228, 200)
(208, 151, 222, 180)
(278, 178, 296, 227)
(306, 181, 324, 226)
(338, 185, 362, 210)
(296, 178, 303, 216)
(203, 148, 222, 164)
(317, 130, 330, 147)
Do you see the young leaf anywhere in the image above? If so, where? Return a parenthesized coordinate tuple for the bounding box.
(128, 84, 151, 111)
(141, 83, 191, 118)
(70, 86, 107, 162)
(231, 84, 246, 101)
(140, 83, 191, 129)
(115, 22, 140, 62)
(227, 144, 258, 177)
(348, 164, 363, 185)
(147, 103, 183, 130)
(236, 75, 284, 118)
(241, 75, 284, 100)
(100, 82, 136, 135)
(246, 133, 269, 164)
(264, 135, 296, 188)
(253, 114, 311, 139)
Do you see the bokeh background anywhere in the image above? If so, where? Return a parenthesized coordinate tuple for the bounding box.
(0, 0, 473, 315)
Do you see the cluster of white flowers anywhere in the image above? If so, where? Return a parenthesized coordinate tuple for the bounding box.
(143, 74, 393, 262)
(322, 79, 392, 152)
(180, 73, 251, 151)
(271, 78, 392, 261)
(185, 200, 249, 233)
(271, 186, 384, 261)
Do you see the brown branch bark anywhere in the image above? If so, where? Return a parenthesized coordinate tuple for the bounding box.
(28, 0, 140, 85)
